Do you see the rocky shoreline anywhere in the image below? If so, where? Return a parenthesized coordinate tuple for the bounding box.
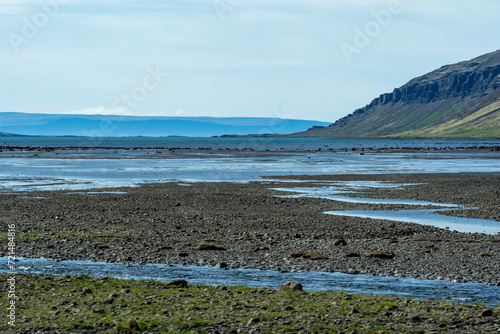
(1, 172, 499, 286)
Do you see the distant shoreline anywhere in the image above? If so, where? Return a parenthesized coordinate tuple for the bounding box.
(2, 132, 499, 140)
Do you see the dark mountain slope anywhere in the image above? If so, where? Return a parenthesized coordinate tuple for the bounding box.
(297, 49, 500, 138)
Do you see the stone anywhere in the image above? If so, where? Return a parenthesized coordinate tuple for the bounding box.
(303, 251, 328, 260)
(82, 287, 92, 294)
(290, 251, 328, 260)
(284, 282, 303, 291)
(347, 268, 360, 275)
(481, 309, 493, 317)
(178, 252, 189, 257)
(364, 252, 395, 259)
(166, 279, 188, 288)
(343, 251, 360, 257)
(247, 318, 260, 325)
(290, 251, 305, 258)
(104, 295, 114, 304)
(333, 239, 347, 246)
(216, 262, 228, 269)
(128, 319, 139, 329)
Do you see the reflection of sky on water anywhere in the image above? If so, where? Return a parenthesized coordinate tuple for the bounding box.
(272, 183, 457, 207)
(272, 183, 500, 235)
(0, 151, 499, 192)
(2, 257, 499, 307)
(325, 210, 500, 235)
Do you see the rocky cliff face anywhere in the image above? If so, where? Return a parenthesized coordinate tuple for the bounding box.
(363, 63, 499, 106)
(299, 49, 500, 138)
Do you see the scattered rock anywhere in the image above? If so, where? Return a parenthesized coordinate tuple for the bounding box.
(166, 279, 188, 288)
(195, 243, 227, 251)
(284, 282, 303, 291)
(290, 251, 328, 260)
(333, 239, 347, 246)
(347, 268, 360, 275)
(216, 262, 228, 269)
(82, 287, 92, 294)
(128, 319, 139, 329)
(203, 238, 221, 243)
(303, 251, 328, 260)
(344, 251, 360, 258)
(104, 294, 114, 304)
(481, 309, 493, 317)
(290, 251, 305, 258)
(153, 245, 172, 251)
(364, 252, 395, 259)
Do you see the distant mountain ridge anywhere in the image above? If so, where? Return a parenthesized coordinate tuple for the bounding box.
(0, 132, 27, 137)
(0, 112, 329, 137)
(297, 49, 500, 138)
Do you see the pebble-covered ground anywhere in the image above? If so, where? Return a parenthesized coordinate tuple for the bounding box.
(1, 171, 500, 333)
(1, 173, 499, 285)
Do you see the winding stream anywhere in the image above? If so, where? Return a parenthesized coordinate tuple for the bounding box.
(3, 257, 499, 306)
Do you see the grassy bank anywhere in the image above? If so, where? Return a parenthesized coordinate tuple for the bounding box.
(1, 274, 498, 333)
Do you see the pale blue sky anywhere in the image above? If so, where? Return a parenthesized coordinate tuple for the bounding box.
(0, 0, 498, 122)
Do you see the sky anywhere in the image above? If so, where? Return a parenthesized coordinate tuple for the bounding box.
(0, 0, 499, 123)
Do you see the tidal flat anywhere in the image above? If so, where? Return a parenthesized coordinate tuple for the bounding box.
(1, 172, 500, 333)
(1, 173, 499, 283)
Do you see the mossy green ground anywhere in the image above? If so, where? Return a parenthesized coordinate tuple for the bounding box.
(1, 274, 498, 333)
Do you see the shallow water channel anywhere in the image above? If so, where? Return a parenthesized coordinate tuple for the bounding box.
(272, 181, 500, 235)
(2, 257, 499, 306)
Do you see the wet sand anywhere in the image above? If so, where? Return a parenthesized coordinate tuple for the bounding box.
(1, 172, 499, 285)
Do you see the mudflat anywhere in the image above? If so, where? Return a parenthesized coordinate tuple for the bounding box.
(2, 172, 499, 285)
